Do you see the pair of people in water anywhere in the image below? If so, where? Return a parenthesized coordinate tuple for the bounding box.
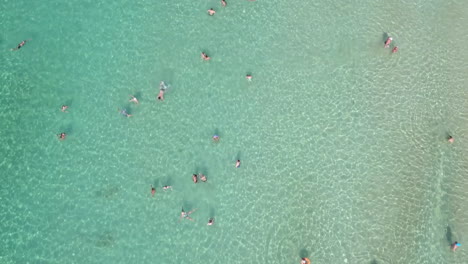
(384, 37, 398, 53)
(180, 208, 214, 225)
(207, 0, 227, 16)
(192, 173, 207, 183)
(151, 185, 172, 196)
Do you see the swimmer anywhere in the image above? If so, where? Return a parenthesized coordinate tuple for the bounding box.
(157, 81, 167, 101)
(57, 133, 66, 141)
(392, 46, 398, 53)
(221, 0, 227, 7)
(451, 241, 461, 252)
(208, 8, 216, 16)
(118, 108, 132, 117)
(61, 105, 68, 113)
(246, 74, 252, 81)
(448, 136, 454, 143)
(384, 37, 393, 48)
(201, 52, 211, 61)
(151, 185, 156, 196)
(180, 208, 197, 221)
(163, 185, 173, 191)
(213, 135, 220, 142)
(301, 258, 311, 264)
(199, 174, 207, 182)
(11, 39, 31, 51)
(207, 218, 214, 225)
(192, 174, 198, 183)
(129, 95, 139, 104)
(235, 160, 241, 168)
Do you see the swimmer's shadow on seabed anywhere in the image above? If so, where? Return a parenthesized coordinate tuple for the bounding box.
(299, 248, 309, 259)
(446, 225, 453, 246)
(382, 32, 389, 43)
(370, 259, 378, 264)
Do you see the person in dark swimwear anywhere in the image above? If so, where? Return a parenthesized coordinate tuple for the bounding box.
(384, 37, 392, 48)
(199, 174, 207, 182)
(57, 133, 66, 140)
(151, 185, 156, 196)
(180, 208, 197, 221)
(207, 218, 214, 225)
(201, 52, 211, 61)
(61, 105, 69, 113)
(192, 174, 198, 183)
(11, 39, 31, 51)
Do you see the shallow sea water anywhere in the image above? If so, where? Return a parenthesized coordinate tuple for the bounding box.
(1, 0, 468, 263)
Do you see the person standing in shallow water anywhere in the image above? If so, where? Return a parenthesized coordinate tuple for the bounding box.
(207, 8, 216, 15)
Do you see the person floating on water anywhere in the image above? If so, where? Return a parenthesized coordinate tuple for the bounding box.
(129, 95, 139, 104)
(61, 105, 69, 113)
(301, 257, 311, 264)
(199, 174, 207, 182)
(207, 218, 214, 225)
(180, 208, 197, 221)
(221, 0, 227, 7)
(163, 185, 173, 191)
(213, 135, 220, 142)
(158, 81, 167, 101)
(57, 133, 66, 141)
(448, 135, 454, 143)
(246, 74, 252, 81)
(384, 37, 393, 48)
(207, 8, 216, 16)
(11, 39, 31, 51)
(201, 52, 211, 61)
(118, 108, 132, 117)
(235, 160, 241, 168)
(392, 46, 398, 53)
(151, 185, 156, 197)
(192, 174, 198, 183)
(451, 241, 461, 252)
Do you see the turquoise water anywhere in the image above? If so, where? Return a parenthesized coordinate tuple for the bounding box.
(1, 0, 468, 263)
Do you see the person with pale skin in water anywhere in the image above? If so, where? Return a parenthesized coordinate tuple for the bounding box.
(129, 95, 139, 104)
(201, 52, 211, 61)
(199, 174, 207, 182)
(151, 185, 156, 196)
(163, 185, 173, 191)
(192, 174, 198, 183)
(235, 160, 241, 168)
(11, 39, 31, 51)
(448, 136, 454, 143)
(207, 8, 216, 15)
(207, 218, 214, 225)
(221, 0, 226, 7)
(392, 46, 398, 53)
(180, 208, 197, 221)
(451, 241, 461, 252)
(61, 105, 68, 113)
(384, 37, 393, 48)
(57, 133, 66, 141)
(246, 74, 252, 81)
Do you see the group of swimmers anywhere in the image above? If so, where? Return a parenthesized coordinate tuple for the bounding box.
(384, 36, 398, 53)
